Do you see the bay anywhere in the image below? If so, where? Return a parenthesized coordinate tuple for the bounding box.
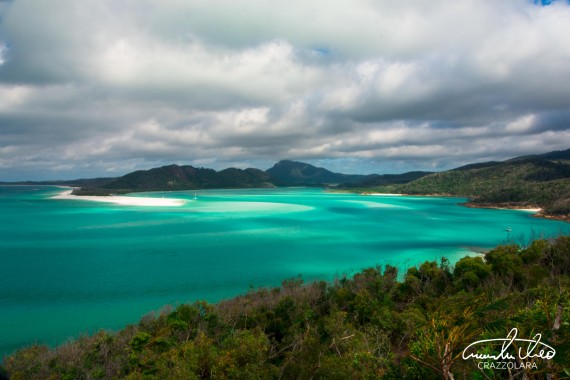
(1, 185, 568, 357)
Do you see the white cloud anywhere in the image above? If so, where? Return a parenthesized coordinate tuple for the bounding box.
(0, 84, 33, 112)
(0, 42, 7, 65)
(505, 114, 537, 133)
(0, 0, 570, 180)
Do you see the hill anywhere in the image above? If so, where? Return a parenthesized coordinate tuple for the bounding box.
(3, 160, 375, 194)
(265, 160, 365, 185)
(344, 171, 433, 188)
(97, 164, 275, 192)
(265, 160, 364, 186)
(366, 149, 570, 218)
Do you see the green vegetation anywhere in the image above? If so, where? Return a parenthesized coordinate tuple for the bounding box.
(71, 188, 127, 196)
(3, 237, 570, 379)
(343, 171, 433, 188)
(101, 165, 276, 192)
(266, 160, 365, 186)
(357, 150, 570, 218)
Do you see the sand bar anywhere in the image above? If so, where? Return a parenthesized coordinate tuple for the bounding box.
(488, 205, 543, 213)
(362, 193, 403, 196)
(514, 208, 542, 213)
(52, 190, 185, 207)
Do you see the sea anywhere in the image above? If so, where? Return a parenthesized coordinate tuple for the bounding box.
(1, 185, 568, 357)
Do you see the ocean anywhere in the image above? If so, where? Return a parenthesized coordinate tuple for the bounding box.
(1, 185, 568, 357)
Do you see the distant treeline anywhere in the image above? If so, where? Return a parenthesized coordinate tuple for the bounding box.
(3, 236, 570, 379)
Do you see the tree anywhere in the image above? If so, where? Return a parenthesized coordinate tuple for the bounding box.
(453, 256, 491, 290)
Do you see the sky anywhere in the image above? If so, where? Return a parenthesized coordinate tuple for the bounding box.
(1, 0, 570, 180)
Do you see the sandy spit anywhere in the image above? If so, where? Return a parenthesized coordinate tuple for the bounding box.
(52, 190, 185, 207)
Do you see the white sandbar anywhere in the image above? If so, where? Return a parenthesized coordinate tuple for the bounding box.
(362, 193, 403, 196)
(490, 206, 543, 213)
(52, 190, 185, 207)
(515, 208, 542, 213)
(344, 200, 407, 209)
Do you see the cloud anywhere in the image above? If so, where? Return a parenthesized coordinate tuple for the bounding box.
(0, 0, 570, 180)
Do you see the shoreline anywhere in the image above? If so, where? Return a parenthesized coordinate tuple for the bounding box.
(52, 189, 186, 207)
(352, 190, 569, 222)
(463, 202, 570, 222)
(463, 202, 542, 213)
(360, 192, 403, 196)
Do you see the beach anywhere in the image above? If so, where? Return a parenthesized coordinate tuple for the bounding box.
(52, 189, 185, 207)
(362, 193, 403, 196)
(514, 208, 542, 213)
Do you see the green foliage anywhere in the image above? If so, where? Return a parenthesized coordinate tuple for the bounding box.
(4, 236, 570, 379)
(365, 155, 570, 217)
(454, 256, 491, 289)
(266, 159, 365, 186)
(93, 164, 277, 193)
(129, 332, 151, 352)
(485, 245, 522, 276)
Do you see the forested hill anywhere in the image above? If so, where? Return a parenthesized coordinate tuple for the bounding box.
(74, 160, 373, 194)
(360, 148, 570, 218)
(343, 171, 433, 188)
(265, 160, 365, 185)
(3, 236, 570, 379)
(86, 165, 276, 193)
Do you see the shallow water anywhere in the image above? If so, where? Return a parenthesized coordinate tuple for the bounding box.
(1, 186, 568, 357)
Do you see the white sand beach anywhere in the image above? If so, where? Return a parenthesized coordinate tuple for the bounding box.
(489, 205, 542, 213)
(52, 190, 185, 207)
(515, 208, 542, 213)
(362, 193, 403, 196)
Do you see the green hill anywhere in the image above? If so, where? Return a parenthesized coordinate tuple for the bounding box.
(73, 161, 369, 194)
(343, 171, 433, 188)
(76, 165, 276, 194)
(265, 160, 365, 186)
(363, 149, 570, 218)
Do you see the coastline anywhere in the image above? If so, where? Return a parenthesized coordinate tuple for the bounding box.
(463, 202, 542, 213)
(360, 192, 403, 196)
(463, 201, 569, 222)
(351, 190, 569, 222)
(52, 189, 186, 207)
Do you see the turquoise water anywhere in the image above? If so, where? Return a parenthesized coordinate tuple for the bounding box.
(1, 186, 568, 357)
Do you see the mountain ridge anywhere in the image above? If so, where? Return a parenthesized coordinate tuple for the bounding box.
(265, 159, 366, 186)
(91, 159, 427, 192)
(2, 149, 569, 219)
(100, 164, 275, 192)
